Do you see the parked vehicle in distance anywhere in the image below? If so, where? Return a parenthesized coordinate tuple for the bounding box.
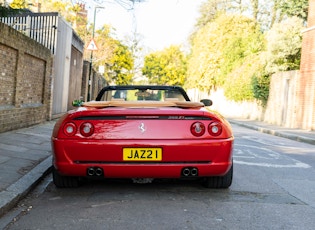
(51, 85, 234, 188)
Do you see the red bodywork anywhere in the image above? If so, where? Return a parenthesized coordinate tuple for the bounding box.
(52, 106, 233, 179)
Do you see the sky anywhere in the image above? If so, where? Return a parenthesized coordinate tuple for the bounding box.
(89, 0, 206, 51)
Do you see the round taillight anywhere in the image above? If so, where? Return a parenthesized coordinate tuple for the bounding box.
(80, 122, 94, 137)
(191, 122, 206, 137)
(63, 123, 77, 136)
(208, 122, 222, 136)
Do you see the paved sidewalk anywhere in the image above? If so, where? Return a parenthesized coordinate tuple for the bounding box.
(0, 121, 56, 217)
(229, 118, 315, 145)
(0, 118, 315, 217)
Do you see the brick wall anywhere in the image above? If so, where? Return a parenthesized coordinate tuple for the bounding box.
(0, 43, 17, 106)
(0, 22, 53, 133)
(298, 0, 315, 130)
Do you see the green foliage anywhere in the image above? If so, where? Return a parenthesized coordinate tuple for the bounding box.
(37, 0, 89, 41)
(186, 22, 220, 91)
(188, 0, 306, 105)
(92, 25, 116, 67)
(223, 53, 269, 103)
(107, 42, 134, 85)
(91, 26, 134, 85)
(186, 13, 264, 96)
(195, 0, 229, 29)
(224, 72, 254, 102)
(10, 0, 27, 9)
(142, 46, 187, 86)
(278, 0, 308, 22)
(265, 16, 304, 73)
(223, 55, 256, 102)
(251, 71, 270, 106)
(40, 0, 69, 14)
(196, 0, 277, 30)
(0, 2, 27, 16)
(0, 5, 5, 16)
(0, 4, 12, 16)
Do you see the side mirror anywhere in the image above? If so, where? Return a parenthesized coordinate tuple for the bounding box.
(200, 99, 213, 106)
(72, 99, 84, 107)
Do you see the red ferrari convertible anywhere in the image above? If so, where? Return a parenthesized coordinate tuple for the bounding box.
(51, 85, 234, 188)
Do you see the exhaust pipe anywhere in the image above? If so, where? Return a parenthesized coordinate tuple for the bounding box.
(182, 168, 191, 177)
(95, 167, 103, 176)
(191, 167, 198, 176)
(87, 167, 103, 177)
(87, 167, 95, 176)
(182, 167, 199, 177)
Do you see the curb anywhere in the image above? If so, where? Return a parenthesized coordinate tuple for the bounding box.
(229, 120, 315, 145)
(0, 156, 52, 217)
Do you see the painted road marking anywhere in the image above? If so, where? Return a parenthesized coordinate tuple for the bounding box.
(234, 144, 311, 168)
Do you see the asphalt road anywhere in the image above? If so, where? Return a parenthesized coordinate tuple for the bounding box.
(2, 124, 315, 230)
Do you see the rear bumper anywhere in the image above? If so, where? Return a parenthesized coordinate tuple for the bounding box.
(55, 162, 232, 178)
(52, 138, 233, 178)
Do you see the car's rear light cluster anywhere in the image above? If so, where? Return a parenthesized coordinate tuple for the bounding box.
(190, 121, 222, 137)
(80, 122, 94, 137)
(63, 123, 77, 136)
(63, 122, 94, 137)
(63, 121, 221, 138)
(190, 122, 206, 137)
(208, 121, 222, 136)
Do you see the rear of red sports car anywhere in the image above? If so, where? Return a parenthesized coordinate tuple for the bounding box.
(51, 86, 234, 188)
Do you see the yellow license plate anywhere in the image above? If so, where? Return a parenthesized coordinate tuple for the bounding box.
(123, 148, 162, 161)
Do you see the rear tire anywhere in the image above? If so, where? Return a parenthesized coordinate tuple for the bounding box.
(52, 167, 79, 188)
(203, 163, 233, 189)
